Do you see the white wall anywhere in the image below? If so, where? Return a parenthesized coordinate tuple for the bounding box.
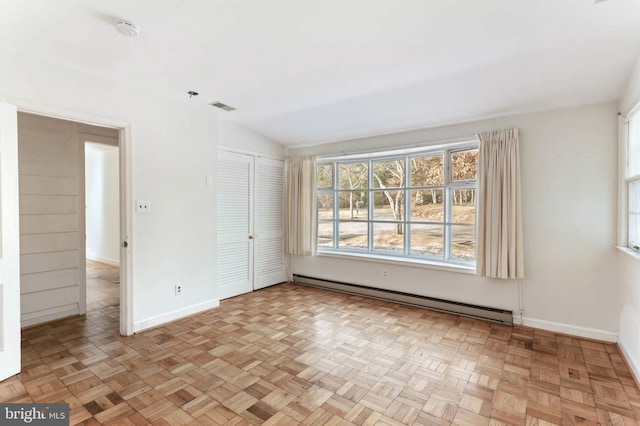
(289, 102, 619, 341)
(219, 120, 285, 158)
(0, 53, 219, 332)
(620, 53, 640, 114)
(85, 143, 120, 266)
(618, 53, 640, 380)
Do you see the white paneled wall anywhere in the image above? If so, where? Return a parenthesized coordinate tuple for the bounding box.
(18, 113, 82, 326)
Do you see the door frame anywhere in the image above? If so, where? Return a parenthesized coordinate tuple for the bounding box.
(0, 101, 20, 380)
(8, 97, 134, 336)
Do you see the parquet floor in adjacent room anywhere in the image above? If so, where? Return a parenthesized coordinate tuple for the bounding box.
(86, 260, 120, 311)
(2, 283, 640, 425)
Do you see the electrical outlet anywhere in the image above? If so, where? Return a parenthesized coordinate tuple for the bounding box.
(383, 270, 388, 279)
(174, 284, 182, 295)
(136, 200, 151, 213)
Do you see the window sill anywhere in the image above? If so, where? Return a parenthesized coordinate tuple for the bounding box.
(616, 246, 640, 263)
(317, 250, 477, 275)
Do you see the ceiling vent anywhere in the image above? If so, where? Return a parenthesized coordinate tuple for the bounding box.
(209, 101, 236, 112)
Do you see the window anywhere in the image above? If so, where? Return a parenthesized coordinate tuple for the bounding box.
(628, 112, 640, 252)
(317, 142, 478, 266)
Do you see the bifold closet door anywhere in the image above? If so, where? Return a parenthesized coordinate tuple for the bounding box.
(217, 151, 286, 299)
(217, 151, 254, 300)
(254, 157, 287, 290)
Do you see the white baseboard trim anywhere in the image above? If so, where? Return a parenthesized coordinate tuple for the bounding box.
(133, 299, 220, 333)
(87, 256, 120, 267)
(618, 340, 640, 385)
(21, 304, 79, 328)
(520, 316, 618, 343)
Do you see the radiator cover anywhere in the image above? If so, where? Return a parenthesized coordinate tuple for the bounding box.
(293, 274, 513, 325)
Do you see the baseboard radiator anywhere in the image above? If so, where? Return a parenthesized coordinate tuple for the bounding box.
(293, 274, 513, 325)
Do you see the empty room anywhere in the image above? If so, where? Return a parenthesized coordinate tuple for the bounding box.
(1, 1, 640, 425)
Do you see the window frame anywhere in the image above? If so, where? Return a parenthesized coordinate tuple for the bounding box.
(626, 110, 640, 253)
(629, 179, 640, 252)
(317, 140, 478, 268)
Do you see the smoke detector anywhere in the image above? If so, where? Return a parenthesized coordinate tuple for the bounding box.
(115, 20, 140, 37)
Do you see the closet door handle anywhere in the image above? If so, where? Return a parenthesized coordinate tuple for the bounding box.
(248, 235, 255, 240)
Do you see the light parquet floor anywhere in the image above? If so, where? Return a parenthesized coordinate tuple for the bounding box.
(2, 282, 640, 425)
(86, 260, 120, 311)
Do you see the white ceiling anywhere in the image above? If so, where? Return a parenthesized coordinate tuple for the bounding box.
(2, 0, 640, 146)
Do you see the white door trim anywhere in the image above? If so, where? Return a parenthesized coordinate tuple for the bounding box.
(0, 101, 20, 381)
(7, 97, 135, 336)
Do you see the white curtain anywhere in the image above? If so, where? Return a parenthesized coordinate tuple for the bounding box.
(476, 128, 525, 279)
(285, 156, 317, 256)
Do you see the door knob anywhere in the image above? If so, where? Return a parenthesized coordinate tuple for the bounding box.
(248, 235, 255, 239)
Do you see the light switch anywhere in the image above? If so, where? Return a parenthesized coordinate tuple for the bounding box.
(206, 175, 214, 187)
(136, 201, 151, 213)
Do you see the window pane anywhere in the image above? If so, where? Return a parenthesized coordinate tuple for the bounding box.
(339, 162, 368, 190)
(373, 222, 404, 253)
(410, 224, 444, 257)
(451, 150, 478, 182)
(451, 225, 476, 261)
(338, 192, 368, 220)
(410, 189, 443, 222)
(451, 189, 475, 223)
(629, 115, 640, 177)
(338, 222, 368, 250)
(373, 191, 405, 221)
(318, 222, 334, 248)
(630, 179, 640, 248)
(317, 164, 333, 189)
(318, 193, 334, 220)
(315, 143, 478, 267)
(411, 154, 443, 186)
(373, 159, 405, 188)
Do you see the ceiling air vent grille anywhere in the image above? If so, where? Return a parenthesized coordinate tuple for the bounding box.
(209, 101, 236, 112)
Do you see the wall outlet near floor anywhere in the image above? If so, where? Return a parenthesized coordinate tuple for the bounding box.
(174, 284, 182, 295)
(383, 270, 388, 279)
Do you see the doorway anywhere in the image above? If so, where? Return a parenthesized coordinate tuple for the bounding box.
(16, 112, 129, 331)
(84, 141, 120, 312)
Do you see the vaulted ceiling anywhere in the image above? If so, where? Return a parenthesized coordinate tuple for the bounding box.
(2, 0, 640, 146)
